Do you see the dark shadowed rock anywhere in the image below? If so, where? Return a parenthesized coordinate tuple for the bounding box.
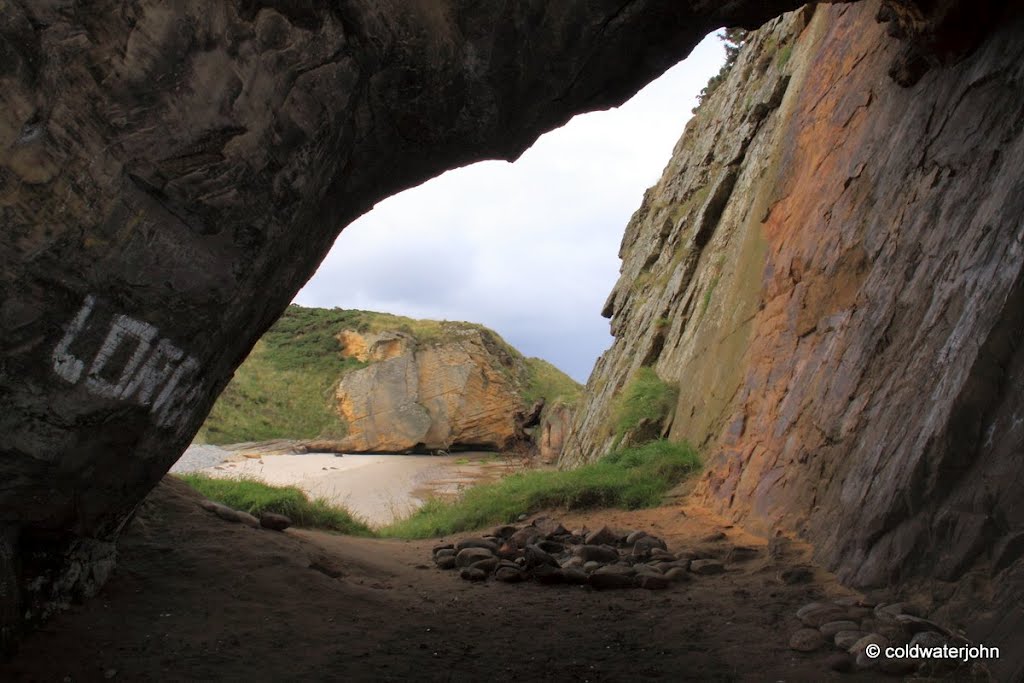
(259, 513, 292, 532)
(435, 556, 458, 571)
(459, 567, 487, 582)
(689, 560, 725, 576)
(575, 545, 620, 564)
(2, 0, 816, 636)
(585, 526, 618, 546)
(819, 621, 860, 638)
(455, 548, 494, 568)
(455, 538, 498, 553)
(789, 629, 825, 652)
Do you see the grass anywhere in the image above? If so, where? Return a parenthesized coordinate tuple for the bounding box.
(378, 440, 700, 538)
(522, 357, 582, 408)
(700, 275, 721, 321)
(177, 473, 374, 536)
(612, 367, 679, 446)
(198, 304, 580, 444)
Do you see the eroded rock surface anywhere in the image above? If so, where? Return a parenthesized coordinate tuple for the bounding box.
(315, 327, 528, 453)
(564, 2, 1024, 677)
(3, 0, 813, 637)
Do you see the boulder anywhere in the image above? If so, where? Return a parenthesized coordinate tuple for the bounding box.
(455, 548, 494, 568)
(259, 513, 292, 532)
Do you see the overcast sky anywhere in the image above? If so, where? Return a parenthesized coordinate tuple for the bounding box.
(294, 33, 726, 384)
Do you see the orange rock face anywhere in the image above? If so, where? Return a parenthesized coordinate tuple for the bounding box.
(567, 0, 1024, 631)
(321, 329, 527, 453)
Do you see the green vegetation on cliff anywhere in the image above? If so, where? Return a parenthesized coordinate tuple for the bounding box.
(522, 357, 583, 408)
(196, 307, 367, 444)
(611, 367, 679, 447)
(197, 305, 580, 445)
(379, 440, 699, 538)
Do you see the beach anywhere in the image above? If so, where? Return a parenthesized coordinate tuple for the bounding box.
(175, 445, 516, 527)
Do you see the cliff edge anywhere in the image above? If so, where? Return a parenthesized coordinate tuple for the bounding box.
(564, 2, 1024, 671)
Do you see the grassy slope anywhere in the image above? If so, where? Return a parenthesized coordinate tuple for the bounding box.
(177, 439, 700, 537)
(177, 473, 374, 536)
(379, 440, 699, 538)
(197, 305, 581, 445)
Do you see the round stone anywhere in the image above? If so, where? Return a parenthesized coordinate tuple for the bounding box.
(789, 628, 826, 652)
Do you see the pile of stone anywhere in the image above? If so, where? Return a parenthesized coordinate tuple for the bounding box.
(197, 499, 292, 531)
(432, 517, 733, 589)
(790, 597, 980, 677)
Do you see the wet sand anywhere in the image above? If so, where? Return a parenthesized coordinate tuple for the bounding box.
(198, 452, 516, 527)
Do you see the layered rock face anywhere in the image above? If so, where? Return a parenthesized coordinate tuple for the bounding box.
(313, 328, 529, 453)
(0, 0, 806, 640)
(565, 1, 1024, 671)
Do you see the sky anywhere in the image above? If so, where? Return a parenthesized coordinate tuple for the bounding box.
(294, 32, 727, 384)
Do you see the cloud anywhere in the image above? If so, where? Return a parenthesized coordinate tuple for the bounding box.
(295, 32, 726, 383)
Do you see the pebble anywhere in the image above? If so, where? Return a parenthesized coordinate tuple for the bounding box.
(494, 567, 524, 583)
(833, 630, 867, 650)
(798, 604, 849, 628)
(510, 528, 541, 548)
(585, 526, 618, 546)
(455, 548, 494, 568)
(910, 631, 947, 649)
(849, 632, 890, 658)
(663, 567, 690, 583)
(636, 574, 670, 590)
(435, 555, 457, 570)
(575, 545, 620, 564)
(700, 531, 727, 542)
(235, 511, 261, 528)
(207, 502, 243, 524)
(625, 530, 648, 545)
(259, 512, 292, 531)
(455, 537, 498, 553)
(819, 620, 859, 637)
(459, 567, 487, 582)
(688, 559, 725, 575)
(789, 628, 826, 652)
(492, 525, 518, 538)
(594, 563, 635, 577)
(470, 558, 499, 574)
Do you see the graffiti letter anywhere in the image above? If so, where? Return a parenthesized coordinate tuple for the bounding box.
(84, 315, 158, 399)
(52, 295, 97, 384)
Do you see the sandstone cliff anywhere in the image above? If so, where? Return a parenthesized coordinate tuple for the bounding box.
(564, 2, 1024, 671)
(200, 305, 580, 454)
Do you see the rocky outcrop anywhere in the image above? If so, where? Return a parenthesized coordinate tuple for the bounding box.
(565, 2, 1024, 676)
(311, 327, 530, 453)
(536, 404, 574, 464)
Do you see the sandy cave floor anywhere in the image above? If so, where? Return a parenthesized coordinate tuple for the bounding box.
(2, 479, 926, 682)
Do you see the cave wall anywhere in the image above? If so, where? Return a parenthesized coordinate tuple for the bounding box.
(2, 0, 819, 644)
(564, 1, 1024, 670)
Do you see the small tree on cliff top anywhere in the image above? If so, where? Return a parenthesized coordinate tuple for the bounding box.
(693, 28, 749, 113)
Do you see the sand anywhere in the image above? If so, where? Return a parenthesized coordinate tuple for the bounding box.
(198, 452, 517, 527)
